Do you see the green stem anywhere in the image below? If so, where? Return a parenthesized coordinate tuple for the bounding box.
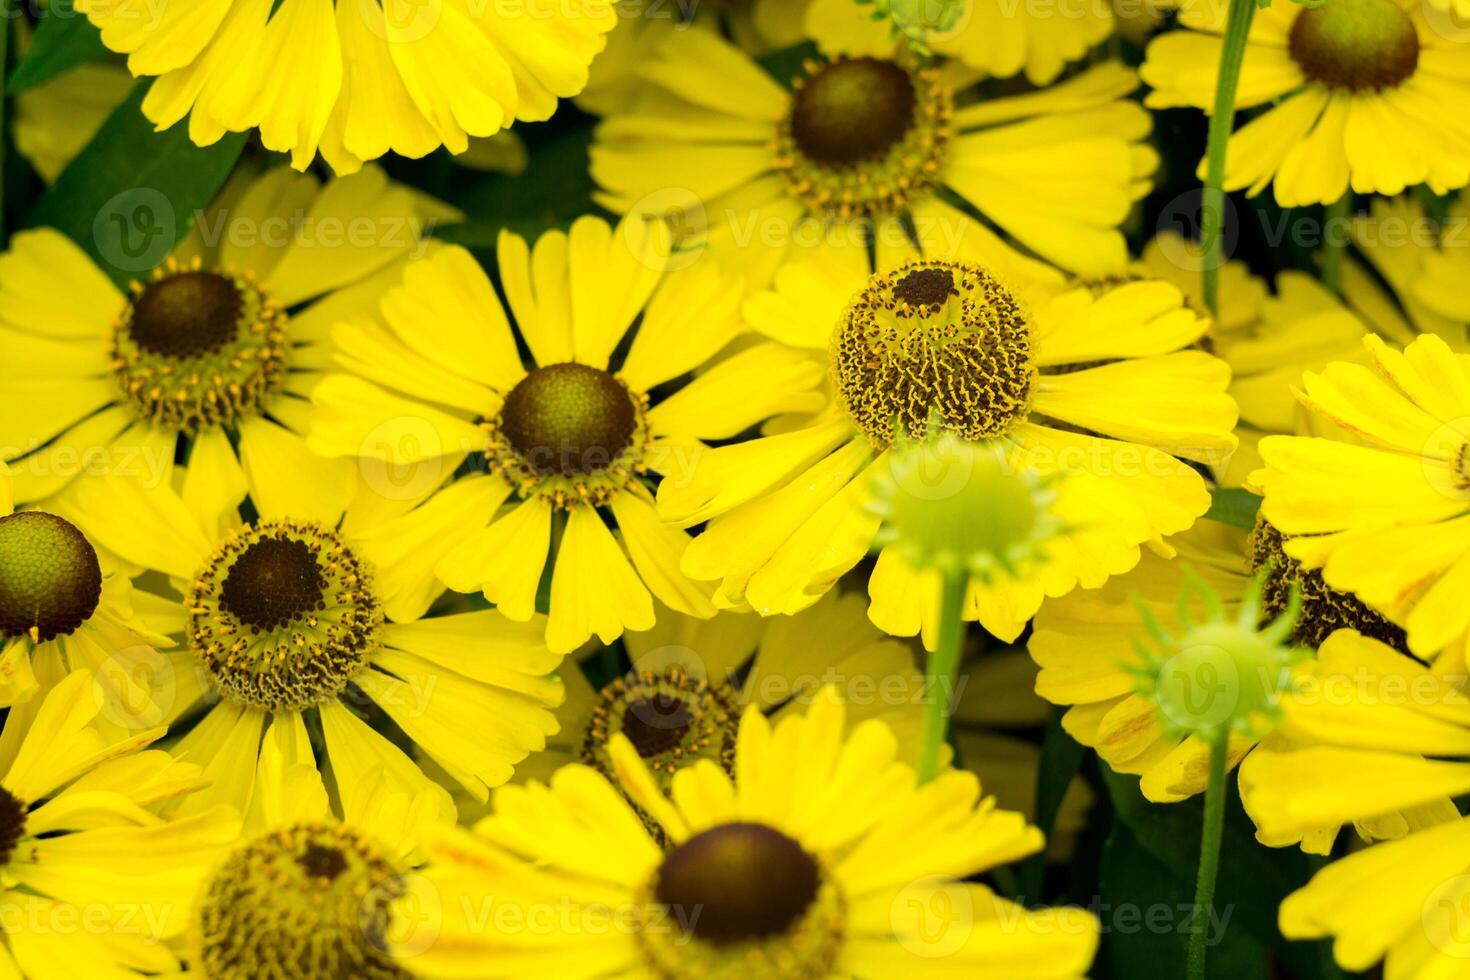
(1321, 193, 1352, 296)
(1187, 729, 1230, 980)
(917, 571, 968, 784)
(1201, 0, 1257, 316)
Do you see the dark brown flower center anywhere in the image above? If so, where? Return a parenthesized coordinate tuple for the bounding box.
(220, 537, 328, 634)
(499, 364, 638, 478)
(1249, 518, 1410, 653)
(0, 511, 103, 643)
(129, 270, 243, 358)
(622, 694, 696, 759)
(791, 58, 917, 166)
(1289, 0, 1419, 92)
(656, 823, 821, 946)
(188, 521, 382, 712)
(0, 787, 26, 867)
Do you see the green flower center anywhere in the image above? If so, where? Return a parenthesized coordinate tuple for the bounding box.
(1249, 519, 1410, 653)
(112, 266, 288, 434)
(777, 58, 952, 221)
(0, 787, 27, 867)
(187, 521, 383, 712)
(581, 667, 740, 783)
(1289, 0, 1419, 92)
(833, 262, 1035, 449)
(198, 822, 409, 980)
(499, 364, 639, 478)
(636, 822, 845, 979)
(0, 511, 103, 643)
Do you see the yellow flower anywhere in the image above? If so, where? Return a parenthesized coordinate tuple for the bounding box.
(177, 717, 451, 978)
(1255, 333, 1470, 670)
(0, 165, 451, 526)
(579, 0, 808, 116)
(1031, 518, 1410, 819)
(806, 0, 1114, 84)
(591, 32, 1154, 285)
(1236, 631, 1470, 977)
(401, 690, 1099, 978)
(58, 462, 567, 816)
(308, 215, 824, 653)
(1142, 0, 1470, 206)
(0, 669, 239, 977)
(659, 252, 1237, 646)
(74, 0, 616, 172)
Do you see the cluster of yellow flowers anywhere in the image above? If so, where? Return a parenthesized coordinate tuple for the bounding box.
(1, 0, 1469, 976)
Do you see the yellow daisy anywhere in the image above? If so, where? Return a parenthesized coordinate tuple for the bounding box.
(659, 251, 1238, 646)
(0, 669, 239, 977)
(1031, 517, 1413, 818)
(0, 471, 173, 715)
(0, 164, 451, 526)
(1254, 332, 1470, 671)
(1235, 631, 1470, 976)
(58, 462, 567, 816)
(805, 0, 1115, 85)
(579, 0, 808, 116)
(177, 713, 450, 978)
(521, 590, 929, 789)
(591, 32, 1155, 286)
(75, 0, 616, 172)
(1142, 0, 1470, 206)
(401, 689, 1100, 977)
(309, 215, 825, 654)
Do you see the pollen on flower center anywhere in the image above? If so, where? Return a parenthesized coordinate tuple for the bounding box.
(198, 823, 409, 980)
(0, 512, 103, 643)
(581, 666, 740, 782)
(1249, 518, 1410, 654)
(634, 822, 846, 978)
(0, 787, 27, 867)
(833, 261, 1035, 449)
(776, 57, 952, 221)
(187, 521, 383, 712)
(1288, 0, 1419, 92)
(111, 260, 288, 434)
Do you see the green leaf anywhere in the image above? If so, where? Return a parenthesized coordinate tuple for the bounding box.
(6, 0, 108, 95)
(1100, 821, 1270, 979)
(1101, 768, 1352, 980)
(1205, 487, 1263, 530)
(1019, 708, 1089, 903)
(29, 81, 248, 288)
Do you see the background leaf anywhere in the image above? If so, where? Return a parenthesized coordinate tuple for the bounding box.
(28, 81, 247, 287)
(1206, 487, 1263, 530)
(6, 0, 107, 95)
